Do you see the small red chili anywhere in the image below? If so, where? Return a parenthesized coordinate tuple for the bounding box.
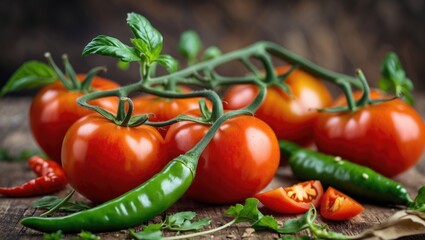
(0, 156, 67, 197)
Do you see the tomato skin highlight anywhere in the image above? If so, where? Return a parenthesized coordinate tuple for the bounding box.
(61, 114, 167, 203)
(254, 180, 323, 214)
(165, 114, 280, 204)
(223, 66, 332, 146)
(320, 187, 364, 221)
(314, 90, 425, 177)
(29, 75, 119, 163)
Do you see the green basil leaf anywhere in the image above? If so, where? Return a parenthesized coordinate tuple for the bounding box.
(1, 61, 56, 96)
(82, 35, 141, 62)
(178, 30, 202, 62)
(155, 54, 178, 73)
(127, 12, 163, 60)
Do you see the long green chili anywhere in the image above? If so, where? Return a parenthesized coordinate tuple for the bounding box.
(20, 110, 250, 233)
(280, 140, 413, 206)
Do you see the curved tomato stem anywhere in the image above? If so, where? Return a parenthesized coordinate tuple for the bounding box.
(80, 66, 107, 92)
(44, 52, 74, 90)
(62, 54, 81, 90)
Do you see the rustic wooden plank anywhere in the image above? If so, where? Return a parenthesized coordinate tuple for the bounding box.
(1, 95, 425, 239)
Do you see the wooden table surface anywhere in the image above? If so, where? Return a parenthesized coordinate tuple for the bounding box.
(1, 95, 425, 240)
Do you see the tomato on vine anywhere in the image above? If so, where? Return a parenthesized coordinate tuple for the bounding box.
(132, 87, 210, 137)
(3, 54, 120, 163)
(165, 111, 280, 204)
(61, 113, 167, 203)
(223, 66, 332, 146)
(314, 74, 425, 177)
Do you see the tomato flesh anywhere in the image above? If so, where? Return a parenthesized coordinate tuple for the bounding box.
(254, 180, 324, 214)
(320, 187, 364, 221)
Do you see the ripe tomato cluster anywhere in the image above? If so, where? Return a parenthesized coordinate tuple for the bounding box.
(26, 63, 425, 204)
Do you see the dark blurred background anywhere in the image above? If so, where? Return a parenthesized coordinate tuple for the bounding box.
(1, 0, 424, 94)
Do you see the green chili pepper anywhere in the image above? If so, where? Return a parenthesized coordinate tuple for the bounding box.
(20, 153, 196, 233)
(20, 110, 250, 233)
(280, 140, 413, 206)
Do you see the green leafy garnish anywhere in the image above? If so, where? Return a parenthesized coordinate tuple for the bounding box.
(1, 61, 57, 96)
(83, 12, 178, 75)
(33, 195, 90, 213)
(83, 35, 141, 62)
(379, 52, 414, 105)
(408, 186, 425, 212)
(130, 211, 211, 240)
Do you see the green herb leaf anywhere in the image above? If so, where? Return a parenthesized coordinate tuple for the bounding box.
(409, 186, 425, 212)
(379, 52, 414, 105)
(43, 230, 64, 240)
(127, 12, 163, 62)
(1, 61, 57, 96)
(33, 195, 90, 213)
(75, 231, 100, 240)
(277, 211, 309, 234)
(129, 228, 163, 240)
(202, 46, 222, 61)
(178, 30, 202, 63)
(156, 54, 178, 73)
(164, 211, 211, 231)
(252, 215, 279, 231)
(82, 35, 141, 62)
(226, 198, 264, 224)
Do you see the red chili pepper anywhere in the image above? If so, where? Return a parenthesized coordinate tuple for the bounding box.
(0, 156, 67, 197)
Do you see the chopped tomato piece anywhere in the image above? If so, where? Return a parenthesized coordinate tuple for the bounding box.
(254, 180, 323, 214)
(320, 187, 364, 221)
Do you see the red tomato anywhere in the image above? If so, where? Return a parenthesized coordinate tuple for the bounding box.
(165, 113, 280, 203)
(61, 114, 167, 203)
(320, 187, 364, 220)
(314, 90, 425, 177)
(254, 180, 324, 214)
(223, 66, 332, 146)
(30, 75, 119, 163)
(133, 87, 209, 137)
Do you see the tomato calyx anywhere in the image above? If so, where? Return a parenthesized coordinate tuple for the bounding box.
(320, 69, 397, 113)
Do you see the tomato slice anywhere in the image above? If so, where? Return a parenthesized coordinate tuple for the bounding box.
(254, 180, 323, 214)
(320, 187, 364, 221)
